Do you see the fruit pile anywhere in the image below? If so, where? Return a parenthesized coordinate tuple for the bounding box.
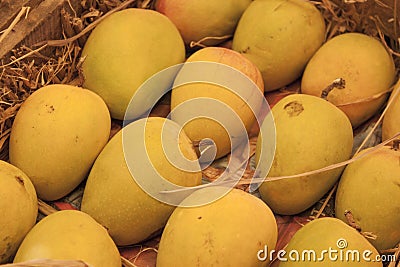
(0, 0, 399, 266)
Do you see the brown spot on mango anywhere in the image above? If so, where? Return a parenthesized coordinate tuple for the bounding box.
(284, 101, 304, 117)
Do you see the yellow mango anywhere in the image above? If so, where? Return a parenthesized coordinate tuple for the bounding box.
(155, 0, 252, 46)
(0, 161, 37, 264)
(382, 80, 400, 141)
(157, 187, 278, 266)
(335, 146, 400, 251)
(82, 8, 185, 119)
(232, 0, 325, 91)
(171, 46, 264, 159)
(280, 217, 382, 266)
(14, 210, 120, 267)
(9, 84, 110, 201)
(256, 94, 353, 215)
(81, 117, 202, 245)
(302, 33, 395, 127)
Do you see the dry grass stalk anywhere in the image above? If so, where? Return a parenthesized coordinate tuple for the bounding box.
(37, 199, 58, 216)
(37, 0, 137, 47)
(121, 247, 158, 267)
(201, 136, 257, 191)
(387, 243, 400, 267)
(189, 35, 233, 48)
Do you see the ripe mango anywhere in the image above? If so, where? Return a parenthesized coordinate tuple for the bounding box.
(155, 0, 251, 46)
(280, 217, 382, 266)
(232, 0, 325, 91)
(157, 187, 278, 266)
(302, 33, 395, 127)
(335, 146, 400, 251)
(256, 94, 353, 215)
(0, 161, 37, 263)
(82, 8, 185, 119)
(171, 46, 264, 160)
(81, 117, 202, 245)
(382, 80, 400, 141)
(9, 84, 110, 201)
(14, 210, 120, 267)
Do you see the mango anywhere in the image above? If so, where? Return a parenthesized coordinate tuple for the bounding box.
(157, 187, 278, 266)
(9, 84, 110, 201)
(155, 0, 251, 46)
(81, 117, 202, 245)
(335, 146, 400, 251)
(0, 161, 37, 264)
(256, 94, 353, 215)
(171, 46, 264, 160)
(382, 80, 400, 141)
(14, 210, 120, 267)
(232, 0, 325, 91)
(81, 8, 185, 120)
(279, 217, 382, 266)
(301, 33, 395, 128)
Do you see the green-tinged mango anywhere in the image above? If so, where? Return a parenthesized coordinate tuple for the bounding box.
(81, 117, 202, 245)
(0, 161, 37, 264)
(14, 210, 120, 267)
(256, 94, 353, 215)
(157, 187, 278, 266)
(82, 8, 185, 119)
(232, 0, 325, 91)
(335, 146, 400, 251)
(9, 84, 110, 201)
(279, 217, 382, 266)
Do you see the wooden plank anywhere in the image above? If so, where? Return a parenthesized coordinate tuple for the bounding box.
(0, 0, 81, 60)
(0, 0, 31, 31)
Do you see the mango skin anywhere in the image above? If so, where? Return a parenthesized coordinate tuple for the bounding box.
(256, 94, 353, 215)
(382, 80, 400, 141)
(14, 210, 121, 267)
(335, 146, 400, 251)
(0, 161, 37, 264)
(171, 47, 264, 159)
(232, 0, 325, 91)
(157, 187, 278, 267)
(81, 117, 202, 246)
(279, 217, 382, 266)
(155, 0, 251, 46)
(301, 33, 395, 128)
(82, 8, 185, 120)
(9, 84, 110, 201)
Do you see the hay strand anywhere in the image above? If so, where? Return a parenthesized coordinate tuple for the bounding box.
(355, 80, 400, 154)
(36, 0, 137, 47)
(37, 199, 58, 216)
(189, 35, 233, 48)
(387, 244, 400, 267)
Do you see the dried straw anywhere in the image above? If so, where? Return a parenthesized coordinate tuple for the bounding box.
(189, 35, 233, 48)
(37, 199, 58, 216)
(387, 244, 400, 267)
